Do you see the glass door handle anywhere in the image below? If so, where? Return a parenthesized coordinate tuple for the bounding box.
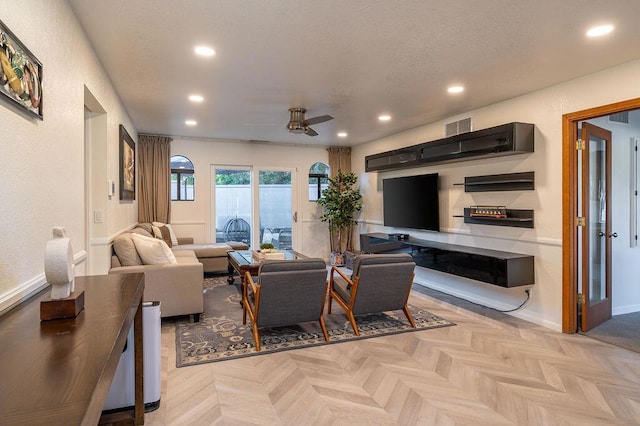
(293, 212, 298, 223)
(609, 232, 618, 238)
(597, 231, 606, 237)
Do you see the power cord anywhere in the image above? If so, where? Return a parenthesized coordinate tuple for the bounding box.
(436, 288, 532, 313)
(498, 288, 532, 313)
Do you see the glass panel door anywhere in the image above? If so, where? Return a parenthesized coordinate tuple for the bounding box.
(580, 122, 613, 331)
(213, 167, 252, 246)
(257, 169, 294, 250)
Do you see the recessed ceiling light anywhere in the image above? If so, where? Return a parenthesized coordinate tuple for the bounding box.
(337, 132, 348, 138)
(188, 94, 204, 102)
(194, 46, 215, 56)
(586, 24, 614, 37)
(378, 114, 391, 122)
(448, 85, 464, 94)
(185, 120, 197, 126)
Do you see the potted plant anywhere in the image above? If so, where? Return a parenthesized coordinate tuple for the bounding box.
(317, 171, 363, 265)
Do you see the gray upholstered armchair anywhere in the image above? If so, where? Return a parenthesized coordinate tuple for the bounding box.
(328, 253, 417, 336)
(243, 258, 329, 351)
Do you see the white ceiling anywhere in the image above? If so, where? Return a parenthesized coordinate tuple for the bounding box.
(68, 0, 640, 147)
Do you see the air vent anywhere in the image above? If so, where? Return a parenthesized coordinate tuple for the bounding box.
(445, 117, 472, 137)
(609, 112, 629, 124)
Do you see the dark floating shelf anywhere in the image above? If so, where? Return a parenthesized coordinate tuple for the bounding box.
(365, 122, 534, 172)
(456, 208, 534, 228)
(454, 171, 535, 192)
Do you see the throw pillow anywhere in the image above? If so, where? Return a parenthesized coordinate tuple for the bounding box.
(130, 227, 153, 238)
(152, 221, 179, 246)
(152, 225, 173, 247)
(113, 234, 143, 266)
(136, 222, 153, 234)
(130, 233, 177, 265)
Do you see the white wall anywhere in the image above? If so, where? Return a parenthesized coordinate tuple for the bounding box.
(169, 138, 331, 259)
(352, 59, 640, 331)
(0, 0, 137, 312)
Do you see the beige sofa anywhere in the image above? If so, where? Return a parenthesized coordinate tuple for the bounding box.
(109, 223, 249, 321)
(109, 228, 204, 321)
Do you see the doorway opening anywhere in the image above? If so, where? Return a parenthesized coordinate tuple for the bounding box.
(562, 98, 640, 350)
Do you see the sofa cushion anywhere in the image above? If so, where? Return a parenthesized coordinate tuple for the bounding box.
(113, 233, 143, 266)
(172, 248, 197, 258)
(130, 233, 177, 265)
(130, 227, 153, 238)
(136, 222, 154, 234)
(173, 243, 234, 258)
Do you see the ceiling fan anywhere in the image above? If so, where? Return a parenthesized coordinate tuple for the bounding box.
(286, 107, 333, 137)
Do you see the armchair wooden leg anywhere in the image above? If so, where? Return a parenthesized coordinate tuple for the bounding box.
(347, 311, 360, 336)
(327, 291, 333, 314)
(251, 323, 261, 351)
(318, 316, 330, 342)
(403, 304, 417, 328)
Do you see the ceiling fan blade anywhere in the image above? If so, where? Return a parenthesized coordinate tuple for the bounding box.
(304, 114, 333, 126)
(304, 127, 319, 137)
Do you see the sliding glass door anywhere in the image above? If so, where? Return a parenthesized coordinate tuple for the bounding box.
(213, 167, 252, 246)
(212, 166, 297, 250)
(258, 169, 294, 249)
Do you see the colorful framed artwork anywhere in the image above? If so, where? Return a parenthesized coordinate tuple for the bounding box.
(119, 125, 135, 201)
(0, 19, 43, 119)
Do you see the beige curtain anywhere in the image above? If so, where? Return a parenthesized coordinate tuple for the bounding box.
(327, 147, 351, 176)
(138, 134, 172, 223)
(326, 147, 354, 252)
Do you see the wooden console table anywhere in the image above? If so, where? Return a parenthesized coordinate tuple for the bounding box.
(0, 273, 145, 425)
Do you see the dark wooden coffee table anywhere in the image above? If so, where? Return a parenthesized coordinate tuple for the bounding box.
(227, 249, 307, 285)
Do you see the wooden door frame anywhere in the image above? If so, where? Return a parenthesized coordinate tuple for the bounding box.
(562, 97, 640, 333)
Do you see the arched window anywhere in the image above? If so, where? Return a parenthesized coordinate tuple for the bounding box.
(308, 162, 329, 201)
(170, 155, 195, 201)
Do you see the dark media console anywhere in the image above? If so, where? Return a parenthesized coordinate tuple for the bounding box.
(360, 233, 534, 288)
(388, 233, 410, 240)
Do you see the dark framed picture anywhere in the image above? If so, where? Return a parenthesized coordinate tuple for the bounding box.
(119, 125, 135, 201)
(0, 19, 43, 120)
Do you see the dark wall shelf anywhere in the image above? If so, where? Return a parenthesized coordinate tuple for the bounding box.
(455, 208, 534, 228)
(360, 233, 534, 288)
(454, 171, 535, 192)
(365, 122, 534, 172)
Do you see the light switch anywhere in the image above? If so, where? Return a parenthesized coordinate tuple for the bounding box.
(94, 210, 104, 223)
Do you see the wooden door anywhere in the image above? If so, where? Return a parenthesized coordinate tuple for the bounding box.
(580, 122, 613, 331)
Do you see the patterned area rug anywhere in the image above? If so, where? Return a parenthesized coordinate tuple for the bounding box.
(176, 275, 455, 367)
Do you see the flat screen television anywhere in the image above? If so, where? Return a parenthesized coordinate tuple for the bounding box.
(383, 173, 439, 231)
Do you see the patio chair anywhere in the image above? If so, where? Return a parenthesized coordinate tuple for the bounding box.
(328, 253, 416, 336)
(243, 258, 329, 351)
(223, 217, 250, 244)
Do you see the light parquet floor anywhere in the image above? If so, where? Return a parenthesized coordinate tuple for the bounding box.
(145, 289, 640, 425)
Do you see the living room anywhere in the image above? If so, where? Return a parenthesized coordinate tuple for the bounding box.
(2, 1, 640, 424)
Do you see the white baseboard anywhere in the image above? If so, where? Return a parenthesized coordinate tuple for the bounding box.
(413, 279, 562, 332)
(613, 304, 640, 316)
